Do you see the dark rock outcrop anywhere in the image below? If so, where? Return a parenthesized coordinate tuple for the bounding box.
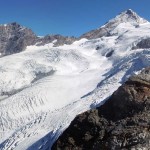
(52, 67, 150, 150)
(0, 22, 37, 55)
(105, 49, 114, 57)
(132, 38, 150, 50)
(36, 34, 76, 47)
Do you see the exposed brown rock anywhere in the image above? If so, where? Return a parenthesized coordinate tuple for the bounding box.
(52, 67, 150, 150)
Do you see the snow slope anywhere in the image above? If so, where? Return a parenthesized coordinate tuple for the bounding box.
(0, 10, 150, 150)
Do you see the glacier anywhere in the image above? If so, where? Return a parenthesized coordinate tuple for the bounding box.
(0, 9, 150, 150)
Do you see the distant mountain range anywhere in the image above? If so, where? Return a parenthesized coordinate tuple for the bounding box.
(0, 22, 76, 55)
(0, 9, 149, 56)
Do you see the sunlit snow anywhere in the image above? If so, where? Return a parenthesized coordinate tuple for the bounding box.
(0, 12, 150, 150)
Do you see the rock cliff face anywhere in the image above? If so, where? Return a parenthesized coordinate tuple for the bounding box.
(0, 22, 37, 55)
(52, 67, 150, 150)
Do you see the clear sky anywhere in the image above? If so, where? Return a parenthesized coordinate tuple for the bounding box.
(0, 0, 150, 37)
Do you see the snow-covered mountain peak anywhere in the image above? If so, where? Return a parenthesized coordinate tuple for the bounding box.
(80, 9, 149, 39)
(113, 9, 148, 25)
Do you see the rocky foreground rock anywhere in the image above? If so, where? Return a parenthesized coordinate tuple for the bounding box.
(52, 67, 150, 150)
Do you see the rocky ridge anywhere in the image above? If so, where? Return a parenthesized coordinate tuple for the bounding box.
(36, 34, 77, 47)
(0, 22, 37, 55)
(52, 67, 150, 150)
(0, 9, 150, 56)
(0, 22, 76, 56)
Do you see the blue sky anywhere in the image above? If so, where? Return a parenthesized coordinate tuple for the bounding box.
(0, 0, 149, 37)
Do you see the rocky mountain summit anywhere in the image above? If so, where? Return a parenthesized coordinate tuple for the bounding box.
(52, 67, 150, 150)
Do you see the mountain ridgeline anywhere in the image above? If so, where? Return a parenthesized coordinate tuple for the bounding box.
(0, 22, 76, 56)
(80, 9, 148, 39)
(1, 9, 150, 56)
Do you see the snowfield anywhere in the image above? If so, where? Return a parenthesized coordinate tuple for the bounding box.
(0, 10, 150, 150)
